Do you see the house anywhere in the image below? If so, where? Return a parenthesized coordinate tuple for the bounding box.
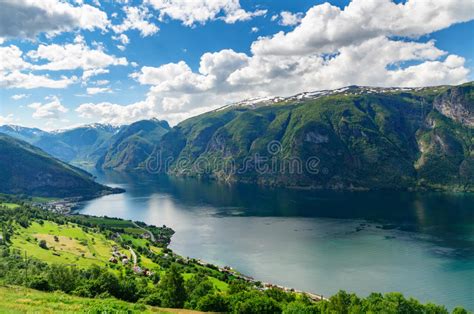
(144, 270, 153, 277)
(133, 265, 142, 274)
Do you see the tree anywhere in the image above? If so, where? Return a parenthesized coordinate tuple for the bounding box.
(228, 280, 250, 294)
(197, 294, 229, 312)
(158, 265, 187, 308)
(265, 287, 296, 303)
(38, 240, 48, 250)
(185, 277, 214, 309)
(283, 301, 321, 314)
(29, 276, 51, 291)
(47, 264, 80, 293)
(118, 278, 140, 302)
(90, 271, 120, 297)
(1, 223, 11, 243)
(233, 295, 282, 314)
(452, 307, 468, 314)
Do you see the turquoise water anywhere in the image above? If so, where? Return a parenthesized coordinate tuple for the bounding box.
(77, 171, 474, 310)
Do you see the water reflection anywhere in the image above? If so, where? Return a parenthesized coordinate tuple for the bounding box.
(79, 171, 474, 309)
(92, 170, 474, 256)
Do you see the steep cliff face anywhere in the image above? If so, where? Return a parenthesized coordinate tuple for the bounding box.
(97, 119, 170, 171)
(433, 82, 474, 127)
(101, 82, 474, 191)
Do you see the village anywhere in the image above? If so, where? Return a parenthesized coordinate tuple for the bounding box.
(32, 198, 81, 215)
(108, 245, 154, 277)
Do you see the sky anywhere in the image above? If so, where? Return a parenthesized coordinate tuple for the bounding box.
(0, 0, 473, 130)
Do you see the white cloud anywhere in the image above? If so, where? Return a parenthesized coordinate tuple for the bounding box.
(28, 41, 128, 72)
(76, 101, 155, 124)
(0, 43, 80, 89)
(95, 80, 109, 86)
(86, 87, 112, 95)
(0, 114, 14, 125)
(278, 11, 303, 26)
(74, 0, 473, 127)
(28, 96, 68, 119)
(11, 94, 29, 100)
(113, 34, 130, 45)
(1, 71, 77, 89)
(0, 0, 109, 39)
(252, 0, 474, 56)
(251, 27, 259, 33)
(146, 0, 266, 26)
(112, 6, 159, 37)
(82, 69, 109, 82)
(0, 45, 31, 72)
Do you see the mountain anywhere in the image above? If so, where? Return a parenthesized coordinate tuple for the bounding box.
(107, 82, 473, 191)
(0, 125, 48, 142)
(0, 133, 121, 198)
(97, 119, 170, 170)
(0, 123, 122, 167)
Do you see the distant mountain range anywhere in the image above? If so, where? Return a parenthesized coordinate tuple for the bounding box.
(2, 82, 473, 191)
(0, 133, 122, 198)
(0, 123, 122, 167)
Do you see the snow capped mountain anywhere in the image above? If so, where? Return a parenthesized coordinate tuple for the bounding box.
(217, 85, 439, 111)
(0, 124, 48, 142)
(51, 123, 123, 134)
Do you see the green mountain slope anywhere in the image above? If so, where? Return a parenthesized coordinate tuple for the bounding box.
(0, 133, 120, 198)
(118, 82, 473, 191)
(97, 119, 171, 171)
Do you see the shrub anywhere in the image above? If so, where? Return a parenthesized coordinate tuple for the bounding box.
(38, 240, 48, 250)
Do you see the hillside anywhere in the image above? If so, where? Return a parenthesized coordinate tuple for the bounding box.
(97, 119, 170, 171)
(112, 82, 474, 191)
(0, 133, 120, 198)
(0, 123, 121, 167)
(0, 198, 464, 313)
(3, 83, 472, 191)
(0, 286, 202, 314)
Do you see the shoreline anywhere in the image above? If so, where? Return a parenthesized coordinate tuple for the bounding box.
(45, 198, 329, 302)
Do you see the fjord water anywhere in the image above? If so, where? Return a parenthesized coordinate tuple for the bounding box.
(77, 171, 474, 310)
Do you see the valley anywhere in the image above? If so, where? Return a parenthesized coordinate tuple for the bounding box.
(3, 83, 472, 192)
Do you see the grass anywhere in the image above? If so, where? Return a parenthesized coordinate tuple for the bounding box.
(208, 276, 229, 292)
(121, 234, 148, 248)
(11, 220, 163, 271)
(11, 221, 115, 268)
(31, 196, 59, 203)
(181, 274, 228, 292)
(0, 203, 20, 209)
(150, 246, 163, 254)
(0, 285, 203, 313)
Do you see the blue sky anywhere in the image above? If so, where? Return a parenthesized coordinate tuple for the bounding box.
(0, 0, 473, 130)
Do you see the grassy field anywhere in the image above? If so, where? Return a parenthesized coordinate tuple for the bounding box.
(10, 221, 133, 268)
(0, 285, 203, 314)
(8, 219, 228, 289)
(121, 233, 149, 248)
(208, 276, 229, 292)
(0, 203, 20, 209)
